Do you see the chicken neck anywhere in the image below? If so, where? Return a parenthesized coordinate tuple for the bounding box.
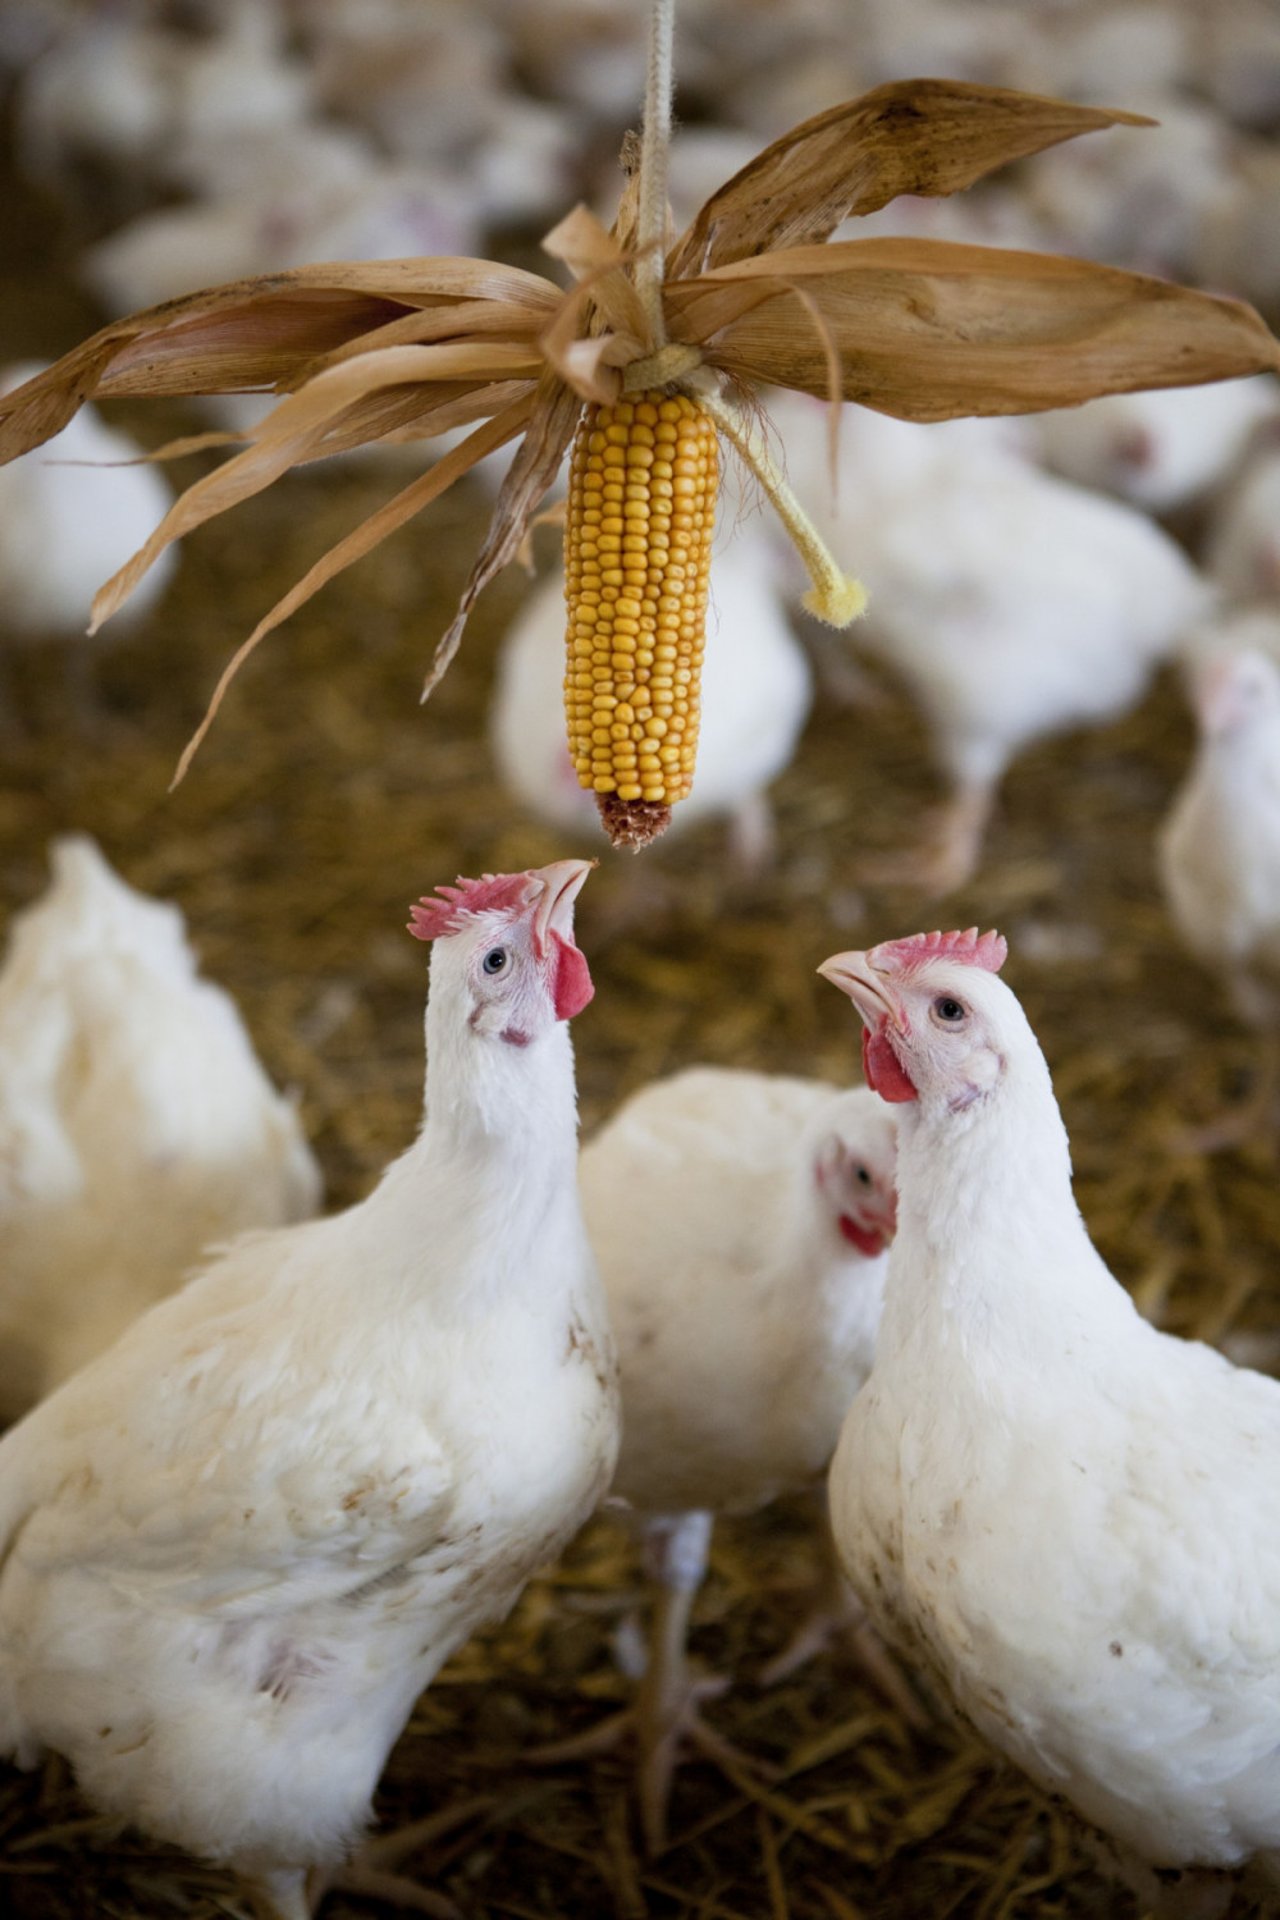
(353, 984, 583, 1313)
(880, 1040, 1134, 1377)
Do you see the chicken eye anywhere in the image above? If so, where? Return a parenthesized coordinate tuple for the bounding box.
(855, 1165, 871, 1186)
(482, 947, 508, 975)
(933, 995, 966, 1023)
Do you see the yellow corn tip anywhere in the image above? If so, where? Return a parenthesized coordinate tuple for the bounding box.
(563, 389, 718, 810)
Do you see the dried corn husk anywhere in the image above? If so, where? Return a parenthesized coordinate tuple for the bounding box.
(0, 76, 1277, 785)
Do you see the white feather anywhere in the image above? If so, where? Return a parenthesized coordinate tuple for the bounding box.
(0, 365, 174, 641)
(581, 1068, 897, 1520)
(778, 399, 1210, 796)
(0, 838, 321, 1419)
(829, 951, 1280, 1877)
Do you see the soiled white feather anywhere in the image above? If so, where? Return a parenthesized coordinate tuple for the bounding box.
(0, 861, 616, 1919)
(0, 364, 174, 641)
(0, 838, 321, 1420)
(825, 935, 1280, 1897)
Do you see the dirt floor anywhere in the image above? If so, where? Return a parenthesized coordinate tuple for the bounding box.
(1, 118, 1278, 1920)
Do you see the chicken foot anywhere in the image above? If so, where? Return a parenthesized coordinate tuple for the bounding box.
(532, 1512, 768, 1854)
(251, 1795, 492, 1920)
(757, 1534, 928, 1730)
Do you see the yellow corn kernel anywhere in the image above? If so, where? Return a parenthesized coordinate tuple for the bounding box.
(563, 389, 718, 847)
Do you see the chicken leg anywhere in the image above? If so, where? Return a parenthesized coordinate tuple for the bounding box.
(533, 1510, 765, 1853)
(857, 777, 995, 899)
(758, 1539, 928, 1729)
(250, 1797, 492, 1920)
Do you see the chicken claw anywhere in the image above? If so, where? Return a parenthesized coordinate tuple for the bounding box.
(534, 1518, 771, 1855)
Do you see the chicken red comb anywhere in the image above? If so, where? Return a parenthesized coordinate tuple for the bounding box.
(869, 927, 1007, 976)
(407, 872, 538, 942)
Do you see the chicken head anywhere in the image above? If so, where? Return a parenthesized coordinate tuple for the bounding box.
(819, 928, 1010, 1117)
(409, 858, 595, 1046)
(812, 1099, 898, 1257)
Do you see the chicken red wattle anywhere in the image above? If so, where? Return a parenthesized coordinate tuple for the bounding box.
(408, 860, 596, 1027)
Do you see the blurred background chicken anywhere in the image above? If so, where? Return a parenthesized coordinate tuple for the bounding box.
(777, 399, 1212, 894)
(1159, 648, 1280, 1145)
(0, 837, 321, 1421)
(1, 0, 1280, 1911)
(1204, 434, 1280, 602)
(1032, 376, 1279, 514)
(544, 1067, 900, 1851)
(0, 361, 175, 653)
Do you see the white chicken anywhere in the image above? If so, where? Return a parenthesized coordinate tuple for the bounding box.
(1159, 649, 1280, 1146)
(543, 1067, 898, 1852)
(1203, 0, 1280, 133)
(1194, 140, 1280, 320)
(84, 151, 478, 323)
(16, 0, 311, 197)
(1203, 441, 1280, 604)
(0, 836, 322, 1422)
(1161, 649, 1280, 1012)
(780, 400, 1211, 893)
(821, 926, 1280, 1913)
(1179, 604, 1280, 674)
(1034, 377, 1279, 514)
(1025, 94, 1232, 278)
(0, 859, 618, 1920)
(1037, 3, 1192, 108)
(491, 537, 812, 871)
(0, 363, 174, 642)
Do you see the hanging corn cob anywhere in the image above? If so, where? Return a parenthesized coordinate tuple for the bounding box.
(5, 0, 1280, 816)
(563, 389, 719, 849)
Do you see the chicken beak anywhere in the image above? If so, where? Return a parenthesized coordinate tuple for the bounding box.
(817, 950, 903, 1033)
(819, 951, 919, 1103)
(531, 858, 595, 958)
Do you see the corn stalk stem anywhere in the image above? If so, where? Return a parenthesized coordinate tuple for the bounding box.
(694, 383, 868, 628)
(636, 0, 674, 349)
